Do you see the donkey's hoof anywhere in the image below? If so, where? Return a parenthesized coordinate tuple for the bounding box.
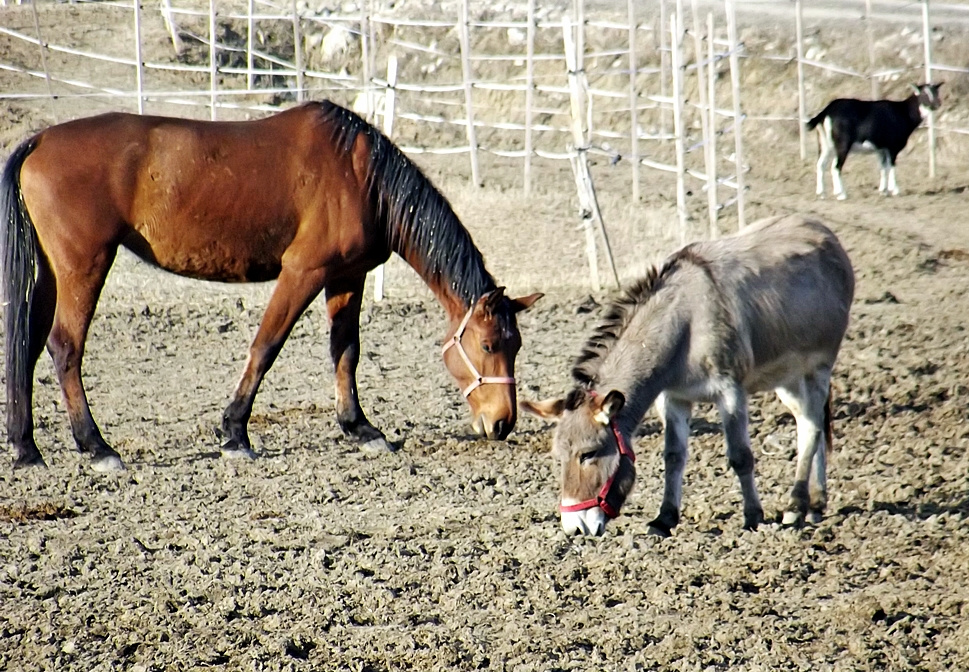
(361, 437, 397, 454)
(743, 508, 765, 531)
(221, 442, 258, 460)
(806, 510, 824, 525)
(13, 453, 47, 469)
(91, 453, 127, 472)
(781, 510, 804, 527)
(646, 520, 672, 538)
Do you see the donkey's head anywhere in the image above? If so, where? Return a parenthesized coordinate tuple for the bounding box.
(443, 288, 542, 440)
(522, 388, 637, 536)
(911, 82, 943, 115)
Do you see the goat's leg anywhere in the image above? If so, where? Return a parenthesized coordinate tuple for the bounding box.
(832, 148, 849, 200)
(776, 371, 831, 525)
(648, 394, 691, 537)
(887, 151, 900, 196)
(815, 126, 834, 197)
(877, 150, 889, 194)
(717, 385, 763, 530)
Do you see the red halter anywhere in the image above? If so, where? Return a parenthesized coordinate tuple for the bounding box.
(559, 421, 636, 519)
(441, 303, 516, 398)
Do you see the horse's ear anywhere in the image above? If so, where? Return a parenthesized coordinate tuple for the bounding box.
(592, 390, 625, 426)
(509, 292, 543, 313)
(520, 397, 565, 420)
(479, 287, 506, 313)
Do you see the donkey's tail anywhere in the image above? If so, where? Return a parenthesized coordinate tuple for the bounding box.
(824, 388, 834, 456)
(1, 138, 41, 422)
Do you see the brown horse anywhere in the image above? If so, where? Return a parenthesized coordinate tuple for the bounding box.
(0, 101, 542, 471)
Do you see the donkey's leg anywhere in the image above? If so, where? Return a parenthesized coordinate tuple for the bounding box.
(647, 394, 692, 537)
(718, 385, 764, 530)
(47, 248, 125, 472)
(8, 256, 57, 468)
(776, 372, 830, 526)
(325, 277, 393, 453)
(221, 265, 326, 458)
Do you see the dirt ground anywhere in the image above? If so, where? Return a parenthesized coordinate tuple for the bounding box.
(2, 2, 969, 671)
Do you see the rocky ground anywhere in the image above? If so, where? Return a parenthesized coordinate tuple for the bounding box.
(1, 2, 968, 670)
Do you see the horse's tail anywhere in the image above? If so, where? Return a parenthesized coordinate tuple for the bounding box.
(824, 387, 834, 456)
(1, 138, 41, 423)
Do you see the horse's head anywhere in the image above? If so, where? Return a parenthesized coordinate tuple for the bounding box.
(443, 288, 542, 440)
(521, 388, 637, 536)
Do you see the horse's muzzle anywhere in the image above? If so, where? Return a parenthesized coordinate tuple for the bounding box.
(471, 415, 513, 440)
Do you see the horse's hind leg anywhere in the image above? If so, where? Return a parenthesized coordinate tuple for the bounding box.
(717, 385, 764, 531)
(221, 264, 327, 458)
(47, 248, 125, 471)
(325, 277, 393, 453)
(8, 256, 56, 468)
(776, 371, 831, 526)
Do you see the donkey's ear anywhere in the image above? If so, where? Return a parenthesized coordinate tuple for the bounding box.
(520, 397, 565, 420)
(592, 390, 625, 426)
(509, 292, 543, 313)
(910, 83, 922, 95)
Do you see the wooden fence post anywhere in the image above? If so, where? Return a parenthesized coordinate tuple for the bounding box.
(922, 0, 936, 178)
(691, 0, 716, 237)
(670, 12, 688, 243)
(563, 16, 620, 291)
(627, 0, 640, 203)
(459, 0, 482, 187)
(524, 0, 535, 194)
(725, 0, 746, 229)
(796, 0, 807, 161)
(208, 0, 218, 119)
(372, 54, 398, 303)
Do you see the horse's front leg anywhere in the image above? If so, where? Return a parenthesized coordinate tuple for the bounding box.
(648, 394, 692, 537)
(718, 386, 764, 531)
(221, 265, 326, 458)
(325, 278, 395, 453)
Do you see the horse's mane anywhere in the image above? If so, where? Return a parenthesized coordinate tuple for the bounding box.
(571, 247, 705, 388)
(317, 101, 496, 308)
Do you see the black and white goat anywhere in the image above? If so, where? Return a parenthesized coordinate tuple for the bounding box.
(806, 83, 942, 200)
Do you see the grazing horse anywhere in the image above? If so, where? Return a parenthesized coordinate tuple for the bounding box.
(522, 215, 854, 536)
(0, 101, 542, 471)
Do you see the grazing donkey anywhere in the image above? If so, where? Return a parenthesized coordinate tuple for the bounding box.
(522, 215, 855, 537)
(807, 83, 942, 200)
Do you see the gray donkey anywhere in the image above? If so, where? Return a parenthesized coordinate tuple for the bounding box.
(522, 214, 855, 536)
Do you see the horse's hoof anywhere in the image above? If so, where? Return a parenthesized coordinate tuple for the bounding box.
(781, 510, 804, 527)
(361, 437, 397, 454)
(91, 453, 127, 472)
(806, 510, 824, 525)
(13, 453, 47, 469)
(646, 520, 672, 538)
(221, 443, 258, 460)
(836, 193, 847, 201)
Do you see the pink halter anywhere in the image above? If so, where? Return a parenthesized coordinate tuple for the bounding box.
(442, 303, 516, 398)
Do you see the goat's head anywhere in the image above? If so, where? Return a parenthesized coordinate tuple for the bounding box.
(912, 83, 943, 114)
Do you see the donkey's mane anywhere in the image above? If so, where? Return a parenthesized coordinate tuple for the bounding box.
(572, 247, 704, 388)
(317, 101, 496, 308)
